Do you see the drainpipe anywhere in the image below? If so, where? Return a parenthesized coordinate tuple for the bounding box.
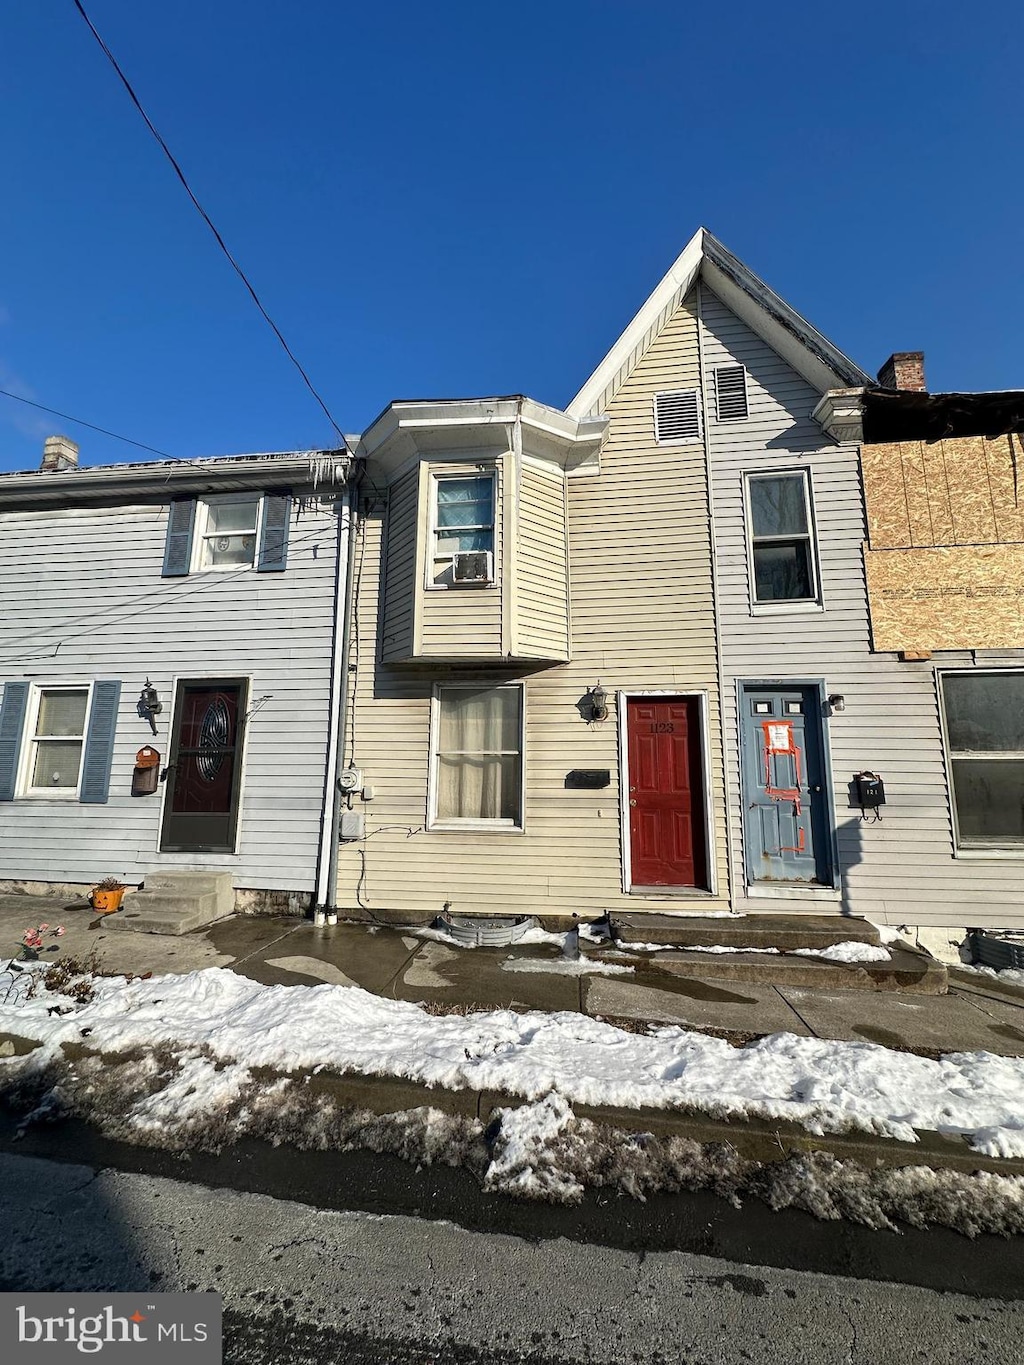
(695, 283, 735, 907)
(315, 469, 362, 915)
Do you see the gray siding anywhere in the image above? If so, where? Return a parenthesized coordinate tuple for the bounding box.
(700, 282, 1024, 929)
(0, 495, 341, 893)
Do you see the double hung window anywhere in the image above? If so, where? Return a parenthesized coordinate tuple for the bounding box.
(746, 471, 819, 606)
(941, 672, 1024, 848)
(198, 497, 261, 570)
(26, 686, 90, 796)
(431, 684, 523, 826)
(431, 475, 495, 586)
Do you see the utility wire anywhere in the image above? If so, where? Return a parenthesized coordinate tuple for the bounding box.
(0, 387, 173, 459)
(71, 0, 347, 449)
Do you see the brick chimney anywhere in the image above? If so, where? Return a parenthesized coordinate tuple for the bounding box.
(876, 352, 926, 392)
(40, 435, 79, 472)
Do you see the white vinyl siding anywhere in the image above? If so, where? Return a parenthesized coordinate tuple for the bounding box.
(653, 389, 702, 444)
(700, 280, 1024, 928)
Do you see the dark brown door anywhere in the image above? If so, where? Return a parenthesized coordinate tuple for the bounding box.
(160, 680, 247, 853)
(627, 696, 707, 889)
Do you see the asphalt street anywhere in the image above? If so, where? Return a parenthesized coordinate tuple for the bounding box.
(0, 1150, 1021, 1365)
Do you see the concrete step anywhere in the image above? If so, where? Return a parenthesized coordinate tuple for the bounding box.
(632, 944, 947, 995)
(611, 912, 881, 951)
(103, 870, 234, 937)
(141, 871, 234, 900)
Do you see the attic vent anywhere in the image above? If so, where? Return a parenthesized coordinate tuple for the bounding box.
(714, 365, 749, 421)
(653, 390, 702, 444)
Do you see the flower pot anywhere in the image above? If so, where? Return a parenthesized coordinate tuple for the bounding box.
(91, 888, 125, 913)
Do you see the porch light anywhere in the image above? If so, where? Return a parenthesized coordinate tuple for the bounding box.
(138, 680, 163, 735)
(828, 693, 846, 714)
(587, 683, 609, 723)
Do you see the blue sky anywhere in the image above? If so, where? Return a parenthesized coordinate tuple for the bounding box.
(2, 1, 1022, 471)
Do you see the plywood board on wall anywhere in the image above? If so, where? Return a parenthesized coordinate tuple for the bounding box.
(861, 434, 1024, 550)
(865, 543, 1024, 651)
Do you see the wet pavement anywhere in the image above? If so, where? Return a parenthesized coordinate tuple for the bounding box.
(2, 894, 1023, 1056)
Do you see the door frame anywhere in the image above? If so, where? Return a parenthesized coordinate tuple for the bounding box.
(616, 689, 717, 896)
(157, 675, 250, 855)
(735, 677, 841, 893)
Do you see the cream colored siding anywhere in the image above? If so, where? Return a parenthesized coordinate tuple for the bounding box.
(380, 467, 418, 664)
(514, 462, 570, 660)
(337, 289, 730, 919)
(415, 459, 504, 661)
(700, 282, 1024, 929)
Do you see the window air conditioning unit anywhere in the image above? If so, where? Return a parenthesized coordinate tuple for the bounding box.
(452, 550, 493, 583)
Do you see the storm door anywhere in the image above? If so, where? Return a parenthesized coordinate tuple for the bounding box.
(160, 679, 247, 852)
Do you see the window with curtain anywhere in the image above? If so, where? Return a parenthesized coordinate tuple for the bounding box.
(746, 471, 819, 605)
(431, 474, 494, 585)
(942, 672, 1024, 846)
(433, 684, 522, 825)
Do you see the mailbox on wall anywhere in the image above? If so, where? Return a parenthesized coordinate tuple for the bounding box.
(132, 746, 161, 796)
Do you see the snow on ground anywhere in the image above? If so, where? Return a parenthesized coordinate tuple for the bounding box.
(1, 963, 1023, 1157)
(958, 962, 1024, 991)
(499, 958, 634, 977)
(616, 941, 891, 963)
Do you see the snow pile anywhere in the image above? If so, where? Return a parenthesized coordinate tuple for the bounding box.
(959, 962, 1024, 991)
(483, 1092, 582, 1201)
(792, 942, 892, 964)
(1, 966, 1023, 1156)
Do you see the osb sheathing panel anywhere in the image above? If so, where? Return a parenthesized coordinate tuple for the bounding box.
(861, 434, 1024, 550)
(865, 543, 1024, 651)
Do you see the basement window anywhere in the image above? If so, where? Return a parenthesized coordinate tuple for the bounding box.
(941, 671, 1024, 848)
(653, 390, 702, 444)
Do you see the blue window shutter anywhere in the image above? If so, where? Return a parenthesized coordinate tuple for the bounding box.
(79, 680, 121, 804)
(0, 682, 30, 801)
(257, 492, 291, 572)
(162, 499, 196, 577)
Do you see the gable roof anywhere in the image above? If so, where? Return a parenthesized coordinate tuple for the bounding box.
(566, 227, 871, 419)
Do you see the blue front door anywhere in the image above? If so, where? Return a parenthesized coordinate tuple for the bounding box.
(740, 684, 833, 886)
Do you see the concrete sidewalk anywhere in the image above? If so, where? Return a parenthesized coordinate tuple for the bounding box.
(2, 893, 1023, 1059)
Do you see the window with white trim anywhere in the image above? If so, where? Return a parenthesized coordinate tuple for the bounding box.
(653, 389, 702, 444)
(714, 365, 749, 421)
(197, 495, 261, 570)
(24, 686, 90, 796)
(430, 473, 495, 586)
(941, 672, 1024, 847)
(431, 684, 523, 826)
(745, 470, 819, 605)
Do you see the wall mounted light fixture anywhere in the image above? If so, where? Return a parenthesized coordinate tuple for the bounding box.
(828, 693, 846, 714)
(137, 679, 163, 735)
(587, 683, 609, 723)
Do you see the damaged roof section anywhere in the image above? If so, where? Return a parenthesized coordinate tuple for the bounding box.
(862, 388, 1024, 444)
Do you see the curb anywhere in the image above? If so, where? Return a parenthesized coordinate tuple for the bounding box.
(2, 1031, 1022, 1179)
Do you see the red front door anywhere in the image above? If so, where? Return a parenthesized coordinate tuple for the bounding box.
(626, 696, 707, 889)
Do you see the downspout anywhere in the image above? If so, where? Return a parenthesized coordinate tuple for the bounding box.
(695, 283, 736, 908)
(315, 467, 362, 915)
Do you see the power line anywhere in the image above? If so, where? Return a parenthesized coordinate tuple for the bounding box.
(0, 387, 173, 459)
(71, 0, 347, 449)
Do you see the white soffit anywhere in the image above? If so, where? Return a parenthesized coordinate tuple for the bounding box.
(567, 228, 870, 419)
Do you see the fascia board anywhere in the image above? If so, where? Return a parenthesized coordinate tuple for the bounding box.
(566, 227, 706, 419)
(0, 454, 349, 509)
